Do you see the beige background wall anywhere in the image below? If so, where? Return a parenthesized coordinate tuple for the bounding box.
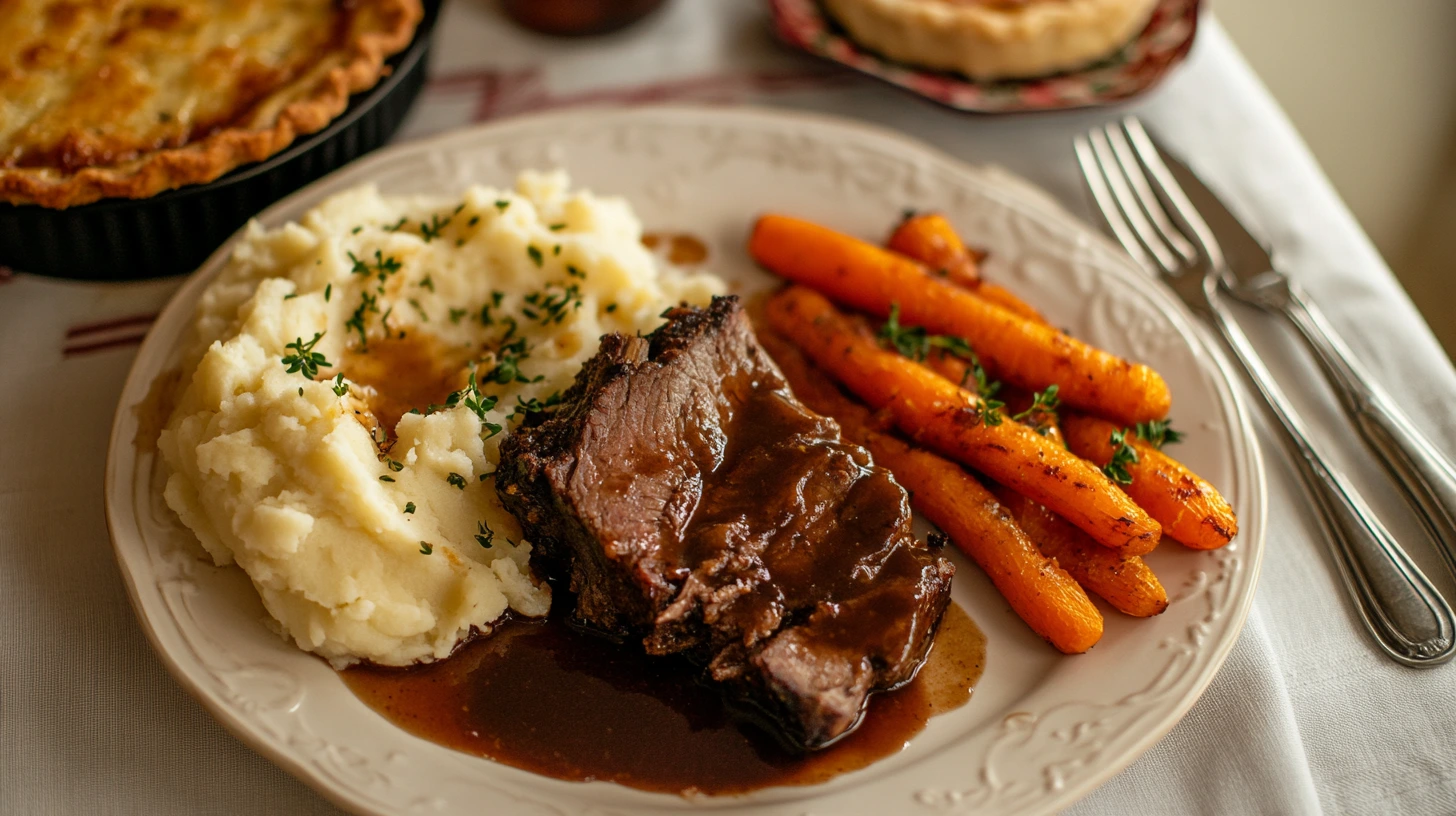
(1214, 0, 1456, 356)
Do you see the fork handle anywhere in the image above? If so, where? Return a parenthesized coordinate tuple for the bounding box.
(1207, 295, 1455, 666)
(1278, 284, 1456, 580)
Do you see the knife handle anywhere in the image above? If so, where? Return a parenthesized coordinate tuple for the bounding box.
(1277, 284, 1456, 581)
(1203, 289, 1455, 666)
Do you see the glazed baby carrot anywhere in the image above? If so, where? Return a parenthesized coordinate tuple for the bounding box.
(1061, 413, 1238, 550)
(756, 327, 1104, 653)
(765, 285, 1162, 554)
(749, 214, 1171, 425)
(993, 485, 1169, 618)
(887, 212, 1047, 324)
(887, 212, 982, 288)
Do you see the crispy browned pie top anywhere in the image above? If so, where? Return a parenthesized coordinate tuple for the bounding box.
(0, 0, 421, 207)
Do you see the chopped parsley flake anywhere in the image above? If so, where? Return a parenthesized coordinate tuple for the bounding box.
(447, 472, 468, 490)
(526, 245, 543, 267)
(474, 520, 495, 548)
(419, 541, 433, 555)
(486, 336, 532, 385)
(494, 200, 509, 212)
(419, 214, 452, 243)
(404, 502, 416, 514)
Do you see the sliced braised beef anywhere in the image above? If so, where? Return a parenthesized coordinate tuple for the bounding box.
(497, 296, 954, 750)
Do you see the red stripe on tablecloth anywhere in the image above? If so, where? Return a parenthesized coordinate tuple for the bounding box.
(63, 332, 149, 357)
(66, 312, 157, 338)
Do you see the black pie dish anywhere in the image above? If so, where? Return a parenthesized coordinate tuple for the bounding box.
(0, 0, 442, 282)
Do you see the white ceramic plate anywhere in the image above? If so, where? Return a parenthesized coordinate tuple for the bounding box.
(106, 106, 1266, 816)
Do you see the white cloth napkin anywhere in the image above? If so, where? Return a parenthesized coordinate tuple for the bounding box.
(4, 3, 1455, 814)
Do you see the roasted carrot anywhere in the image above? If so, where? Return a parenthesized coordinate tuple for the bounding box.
(993, 486, 1169, 618)
(765, 285, 1162, 554)
(887, 212, 982, 287)
(750, 214, 1171, 425)
(887, 212, 1047, 324)
(1061, 413, 1237, 550)
(757, 327, 1104, 653)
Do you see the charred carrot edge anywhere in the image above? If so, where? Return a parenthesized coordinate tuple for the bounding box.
(750, 213, 1171, 425)
(764, 285, 1162, 555)
(1061, 413, 1238, 550)
(993, 485, 1170, 618)
(757, 327, 1104, 653)
(886, 213, 1048, 324)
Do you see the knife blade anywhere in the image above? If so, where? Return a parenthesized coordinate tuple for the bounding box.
(1154, 145, 1279, 286)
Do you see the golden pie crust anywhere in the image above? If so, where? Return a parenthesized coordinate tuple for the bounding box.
(0, 0, 423, 209)
(822, 0, 1161, 81)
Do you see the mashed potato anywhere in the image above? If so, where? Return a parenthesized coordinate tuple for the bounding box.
(158, 171, 724, 667)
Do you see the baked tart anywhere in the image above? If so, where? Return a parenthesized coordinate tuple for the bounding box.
(0, 0, 423, 209)
(821, 0, 1161, 81)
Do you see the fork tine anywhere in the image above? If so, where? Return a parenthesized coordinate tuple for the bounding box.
(1105, 125, 1198, 265)
(1119, 117, 1226, 272)
(1086, 127, 1181, 275)
(1073, 134, 1156, 273)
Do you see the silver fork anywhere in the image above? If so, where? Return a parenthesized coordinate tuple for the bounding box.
(1075, 118, 1455, 667)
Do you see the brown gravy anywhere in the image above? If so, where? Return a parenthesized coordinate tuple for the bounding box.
(642, 232, 709, 266)
(342, 333, 473, 432)
(342, 602, 983, 796)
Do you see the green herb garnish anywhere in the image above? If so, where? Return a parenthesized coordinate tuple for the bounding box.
(1134, 419, 1184, 449)
(1103, 428, 1140, 485)
(281, 332, 331, 380)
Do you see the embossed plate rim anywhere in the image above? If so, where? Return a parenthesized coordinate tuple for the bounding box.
(105, 105, 1266, 816)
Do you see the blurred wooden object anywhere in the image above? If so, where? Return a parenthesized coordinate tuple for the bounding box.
(502, 0, 669, 35)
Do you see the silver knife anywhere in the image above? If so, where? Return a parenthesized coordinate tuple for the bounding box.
(1157, 144, 1456, 582)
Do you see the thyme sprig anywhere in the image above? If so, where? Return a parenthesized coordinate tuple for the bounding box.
(1103, 428, 1140, 485)
(1134, 419, 1184, 449)
(878, 303, 1003, 425)
(281, 332, 331, 380)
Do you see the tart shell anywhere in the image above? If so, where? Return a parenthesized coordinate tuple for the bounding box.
(0, 0, 439, 280)
(0, 0, 423, 210)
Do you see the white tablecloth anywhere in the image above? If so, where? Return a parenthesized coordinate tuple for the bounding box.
(5, 2, 1455, 814)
